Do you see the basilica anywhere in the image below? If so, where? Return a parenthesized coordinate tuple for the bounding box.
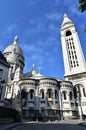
(0, 14, 86, 121)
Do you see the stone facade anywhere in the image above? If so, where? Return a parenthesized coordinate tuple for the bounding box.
(0, 51, 9, 106)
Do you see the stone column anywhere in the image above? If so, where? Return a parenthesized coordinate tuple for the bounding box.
(45, 89, 48, 118)
(59, 91, 63, 120)
(19, 86, 22, 107)
(77, 93, 83, 120)
(68, 91, 71, 109)
(26, 90, 29, 108)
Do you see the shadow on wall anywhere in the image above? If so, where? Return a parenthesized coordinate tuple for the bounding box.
(11, 87, 61, 121)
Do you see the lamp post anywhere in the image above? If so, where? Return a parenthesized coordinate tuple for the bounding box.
(77, 86, 83, 120)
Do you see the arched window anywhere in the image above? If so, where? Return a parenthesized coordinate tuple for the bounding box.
(74, 85, 81, 98)
(66, 30, 72, 36)
(21, 88, 27, 107)
(73, 87, 77, 98)
(77, 85, 81, 97)
(0, 69, 3, 80)
(62, 91, 67, 100)
(40, 89, 44, 99)
(69, 91, 72, 100)
(47, 89, 53, 98)
(55, 90, 58, 99)
(83, 88, 86, 97)
(21, 88, 27, 100)
(29, 89, 34, 99)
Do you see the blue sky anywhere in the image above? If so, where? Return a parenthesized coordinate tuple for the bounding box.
(0, 0, 86, 79)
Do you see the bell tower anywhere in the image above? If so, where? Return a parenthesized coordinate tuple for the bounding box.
(60, 14, 86, 80)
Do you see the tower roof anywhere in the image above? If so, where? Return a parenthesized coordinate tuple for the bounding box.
(61, 14, 73, 27)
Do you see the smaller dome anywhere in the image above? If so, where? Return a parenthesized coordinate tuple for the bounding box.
(24, 64, 44, 79)
(61, 14, 73, 27)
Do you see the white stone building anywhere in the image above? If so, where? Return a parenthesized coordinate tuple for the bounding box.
(0, 51, 9, 106)
(1, 14, 86, 120)
(60, 14, 86, 120)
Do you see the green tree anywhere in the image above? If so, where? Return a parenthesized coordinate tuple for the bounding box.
(78, 0, 86, 12)
(78, 0, 86, 32)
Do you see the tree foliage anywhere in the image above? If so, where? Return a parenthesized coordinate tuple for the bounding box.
(78, 0, 86, 12)
(78, 0, 86, 32)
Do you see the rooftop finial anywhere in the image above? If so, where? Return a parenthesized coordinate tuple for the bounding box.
(13, 35, 18, 44)
(32, 64, 36, 70)
(32, 64, 36, 76)
(64, 14, 67, 18)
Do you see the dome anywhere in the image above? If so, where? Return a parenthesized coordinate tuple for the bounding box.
(3, 36, 25, 69)
(24, 64, 44, 79)
(3, 36, 24, 57)
(6, 52, 18, 63)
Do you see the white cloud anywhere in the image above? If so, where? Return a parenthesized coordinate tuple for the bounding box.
(69, 6, 82, 16)
(27, 0, 42, 6)
(22, 10, 61, 73)
(22, 34, 59, 73)
(48, 23, 56, 30)
(28, 21, 46, 34)
(2, 24, 18, 39)
(27, 0, 36, 5)
(46, 12, 62, 21)
(29, 19, 36, 25)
